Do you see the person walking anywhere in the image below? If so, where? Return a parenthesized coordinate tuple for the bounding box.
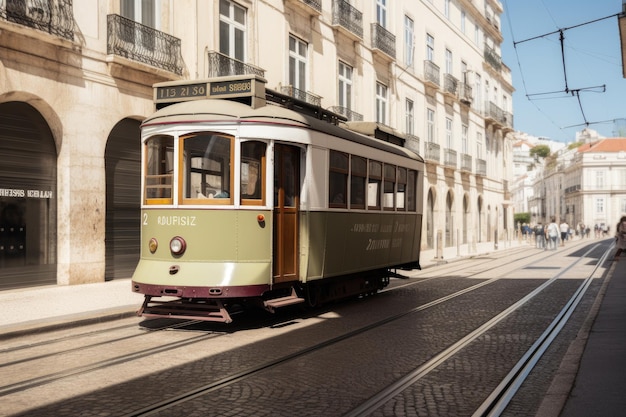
(547, 218, 559, 251)
(614, 216, 626, 259)
(559, 220, 569, 246)
(534, 223, 545, 249)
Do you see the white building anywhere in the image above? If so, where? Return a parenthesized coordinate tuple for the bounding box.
(0, 0, 514, 289)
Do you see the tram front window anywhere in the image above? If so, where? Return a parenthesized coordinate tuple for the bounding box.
(182, 133, 233, 204)
(144, 135, 174, 204)
(241, 141, 266, 204)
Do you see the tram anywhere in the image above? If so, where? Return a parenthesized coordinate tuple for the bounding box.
(131, 75, 424, 323)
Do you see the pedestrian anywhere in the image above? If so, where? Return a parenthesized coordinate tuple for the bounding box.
(546, 218, 559, 250)
(614, 216, 626, 259)
(534, 223, 545, 249)
(559, 220, 569, 246)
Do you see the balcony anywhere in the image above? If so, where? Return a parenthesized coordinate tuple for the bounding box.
(476, 158, 487, 176)
(107, 14, 183, 75)
(286, 0, 321, 16)
(207, 51, 265, 78)
(444, 148, 457, 169)
(424, 60, 440, 89)
(484, 43, 502, 71)
(331, 0, 363, 40)
(328, 106, 363, 121)
(460, 82, 473, 105)
(405, 134, 420, 155)
(371, 23, 395, 60)
(443, 73, 458, 97)
(425, 142, 440, 163)
(460, 153, 472, 172)
(0, 0, 75, 41)
(281, 85, 321, 107)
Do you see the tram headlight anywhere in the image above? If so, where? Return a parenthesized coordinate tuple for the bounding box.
(169, 236, 187, 256)
(148, 238, 158, 254)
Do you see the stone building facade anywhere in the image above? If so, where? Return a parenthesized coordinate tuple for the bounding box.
(0, 0, 513, 289)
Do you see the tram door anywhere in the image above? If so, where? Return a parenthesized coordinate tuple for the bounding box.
(273, 144, 300, 283)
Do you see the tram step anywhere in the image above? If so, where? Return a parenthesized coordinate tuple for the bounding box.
(263, 289, 305, 312)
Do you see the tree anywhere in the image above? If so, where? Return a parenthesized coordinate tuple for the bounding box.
(529, 144, 550, 159)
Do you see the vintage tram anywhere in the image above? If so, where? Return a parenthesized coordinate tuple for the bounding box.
(132, 75, 424, 323)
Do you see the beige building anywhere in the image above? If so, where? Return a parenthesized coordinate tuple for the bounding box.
(0, 0, 513, 290)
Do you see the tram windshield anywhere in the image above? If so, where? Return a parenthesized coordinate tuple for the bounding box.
(182, 133, 233, 203)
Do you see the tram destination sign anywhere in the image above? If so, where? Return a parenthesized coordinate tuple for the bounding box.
(154, 76, 266, 106)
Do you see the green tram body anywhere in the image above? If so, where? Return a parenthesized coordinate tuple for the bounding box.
(132, 98, 424, 322)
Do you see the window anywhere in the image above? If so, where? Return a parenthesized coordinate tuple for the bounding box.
(462, 125, 468, 153)
(461, 10, 466, 34)
(181, 133, 233, 204)
(241, 141, 266, 204)
(445, 49, 452, 74)
(427, 108, 435, 142)
(426, 33, 434, 61)
(621, 198, 626, 213)
(595, 170, 605, 189)
(444, 0, 450, 19)
(350, 156, 367, 209)
(121, 0, 157, 27)
(376, 0, 387, 27)
(219, 0, 246, 62)
(474, 22, 480, 45)
(368, 160, 382, 209)
(376, 82, 388, 125)
(144, 135, 174, 203)
(383, 164, 396, 210)
(329, 151, 348, 208)
(406, 99, 414, 136)
(446, 117, 453, 148)
(595, 198, 605, 214)
(407, 170, 417, 211)
(289, 35, 307, 92)
(477, 133, 483, 158)
(404, 16, 414, 68)
(338, 62, 353, 110)
(397, 167, 407, 210)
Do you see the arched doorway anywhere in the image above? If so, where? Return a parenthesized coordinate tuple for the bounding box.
(463, 194, 469, 244)
(426, 188, 435, 249)
(445, 191, 454, 247)
(104, 119, 141, 280)
(0, 102, 57, 289)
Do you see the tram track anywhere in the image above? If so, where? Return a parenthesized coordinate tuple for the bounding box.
(120, 241, 605, 416)
(3, 240, 610, 416)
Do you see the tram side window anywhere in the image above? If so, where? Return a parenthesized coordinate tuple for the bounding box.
(241, 141, 266, 204)
(407, 169, 417, 211)
(329, 150, 348, 208)
(145, 135, 174, 204)
(368, 160, 382, 210)
(383, 164, 396, 210)
(182, 133, 233, 204)
(350, 155, 366, 209)
(396, 167, 407, 211)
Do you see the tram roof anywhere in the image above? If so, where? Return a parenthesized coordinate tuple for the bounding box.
(142, 99, 423, 162)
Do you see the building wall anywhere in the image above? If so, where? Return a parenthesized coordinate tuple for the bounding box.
(0, 0, 514, 288)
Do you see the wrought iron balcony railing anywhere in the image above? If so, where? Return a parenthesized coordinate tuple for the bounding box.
(328, 106, 363, 121)
(207, 51, 265, 78)
(424, 60, 440, 86)
(425, 142, 440, 163)
(443, 73, 458, 96)
(371, 23, 395, 59)
(331, 0, 363, 39)
(107, 14, 183, 75)
(484, 43, 502, 71)
(405, 134, 420, 155)
(476, 158, 487, 176)
(281, 85, 322, 107)
(444, 148, 457, 168)
(460, 82, 473, 104)
(461, 153, 472, 172)
(0, 0, 75, 40)
(286, 0, 322, 14)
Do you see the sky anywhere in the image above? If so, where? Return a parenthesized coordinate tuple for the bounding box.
(500, 0, 626, 142)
